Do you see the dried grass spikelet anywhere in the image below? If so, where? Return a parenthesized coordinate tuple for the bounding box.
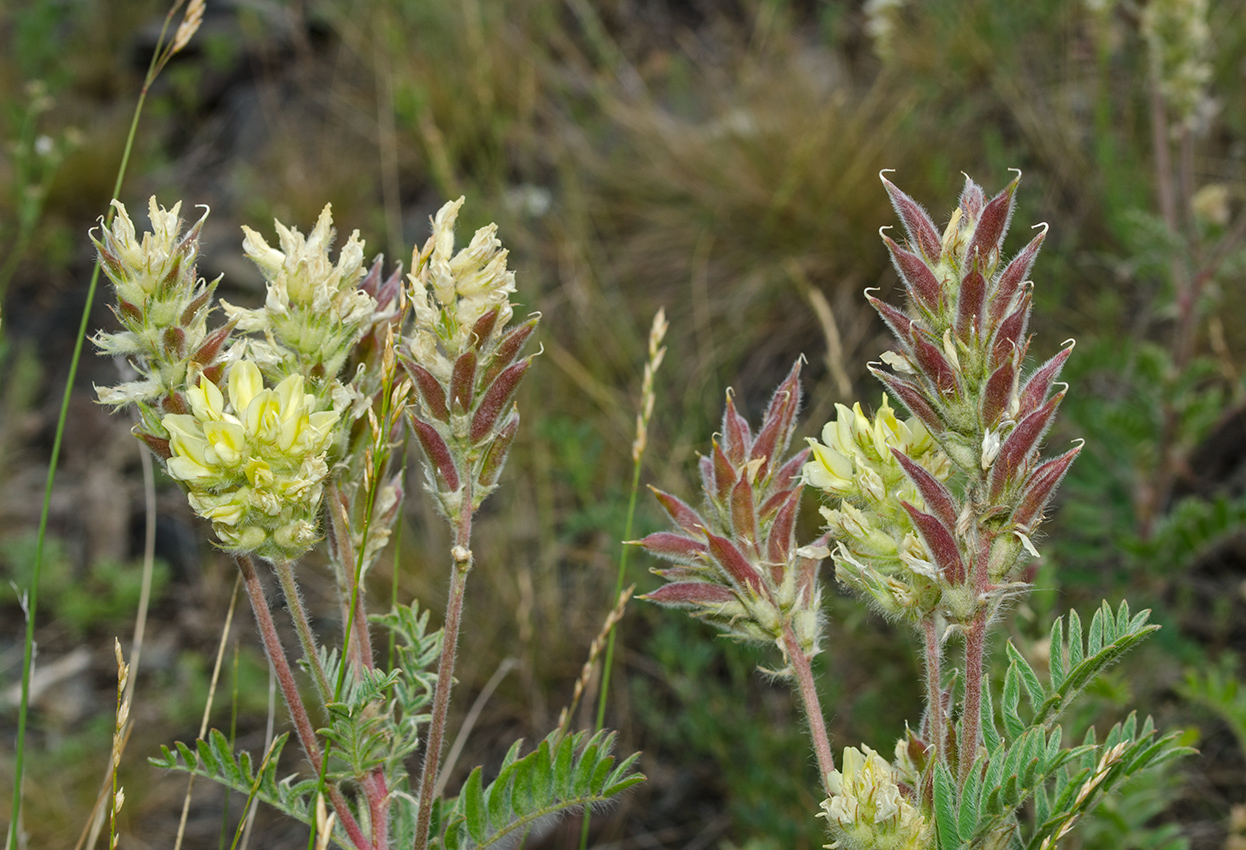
(633, 308, 667, 463)
(171, 0, 205, 55)
(110, 640, 131, 850)
(556, 584, 635, 736)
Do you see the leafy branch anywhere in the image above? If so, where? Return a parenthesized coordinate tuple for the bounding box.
(428, 729, 644, 850)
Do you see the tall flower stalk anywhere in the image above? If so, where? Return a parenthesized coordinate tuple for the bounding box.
(399, 197, 538, 850)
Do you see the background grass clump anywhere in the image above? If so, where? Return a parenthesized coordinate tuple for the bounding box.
(2, 0, 1246, 847)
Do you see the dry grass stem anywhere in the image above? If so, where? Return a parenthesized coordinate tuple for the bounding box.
(173, 575, 241, 850)
(109, 640, 130, 850)
(557, 584, 635, 737)
(786, 259, 852, 400)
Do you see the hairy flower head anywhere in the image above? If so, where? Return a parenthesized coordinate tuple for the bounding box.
(93, 197, 201, 309)
(162, 360, 340, 558)
(804, 396, 954, 620)
(821, 744, 929, 850)
(92, 196, 230, 423)
(223, 204, 374, 386)
(407, 197, 517, 382)
(804, 395, 945, 501)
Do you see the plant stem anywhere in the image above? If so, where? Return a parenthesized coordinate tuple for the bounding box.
(7, 85, 152, 850)
(5, 4, 197, 834)
(959, 611, 988, 785)
(326, 482, 375, 675)
(272, 557, 334, 706)
(414, 487, 475, 850)
(782, 625, 835, 795)
(924, 616, 945, 747)
(593, 459, 640, 733)
(237, 554, 372, 850)
(362, 772, 390, 849)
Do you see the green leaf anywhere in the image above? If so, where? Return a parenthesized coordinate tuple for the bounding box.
(437, 729, 644, 850)
(934, 761, 960, 850)
(1089, 602, 1107, 655)
(957, 755, 984, 842)
(1002, 665, 1024, 741)
(1032, 603, 1158, 728)
(1068, 609, 1084, 669)
(1048, 617, 1066, 690)
(148, 732, 334, 840)
(463, 767, 486, 843)
(981, 679, 1001, 753)
(554, 733, 576, 798)
(574, 739, 601, 794)
(1006, 642, 1045, 709)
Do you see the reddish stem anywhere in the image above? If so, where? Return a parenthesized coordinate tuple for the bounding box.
(782, 625, 835, 795)
(236, 554, 372, 850)
(414, 486, 474, 850)
(959, 611, 988, 785)
(363, 772, 390, 848)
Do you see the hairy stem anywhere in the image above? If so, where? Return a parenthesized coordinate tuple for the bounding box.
(783, 625, 835, 795)
(363, 772, 390, 849)
(414, 486, 475, 850)
(237, 554, 372, 850)
(272, 557, 334, 706)
(327, 482, 375, 674)
(959, 612, 988, 785)
(923, 619, 944, 756)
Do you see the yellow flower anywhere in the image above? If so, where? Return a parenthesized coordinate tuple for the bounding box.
(805, 396, 952, 621)
(162, 361, 340, 559)
(222, 204, 374, 385)
(821, 745, 930, 850)
(803, 395, 945, 504)
(408, 197, 518, 382)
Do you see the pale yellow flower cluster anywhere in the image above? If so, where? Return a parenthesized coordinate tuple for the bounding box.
(97, 197, 191, 306)
(162, 361, 339, 558)
(804, 396, 943, 501)
(821, 745, 930, 850)
(803, 397, 954, 620)
(408, 197, 518, 383)
(805, 397, 948, 557)
(224, 204, 375, 383)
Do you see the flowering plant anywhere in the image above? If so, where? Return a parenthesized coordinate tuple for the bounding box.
(639, 173, 1191, 850)
(93, 197, 641, 849)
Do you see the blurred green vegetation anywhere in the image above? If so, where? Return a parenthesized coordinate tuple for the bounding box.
(2, 0, 1246, 847)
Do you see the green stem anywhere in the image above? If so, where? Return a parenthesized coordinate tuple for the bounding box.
(271, 557, 334, 707)
(578, 455, 643, 850)
(6, 66, 158, 850)
(414, 485, 474, 850)
(594, 459, 641, 731)
(237, 554, 372, 850)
